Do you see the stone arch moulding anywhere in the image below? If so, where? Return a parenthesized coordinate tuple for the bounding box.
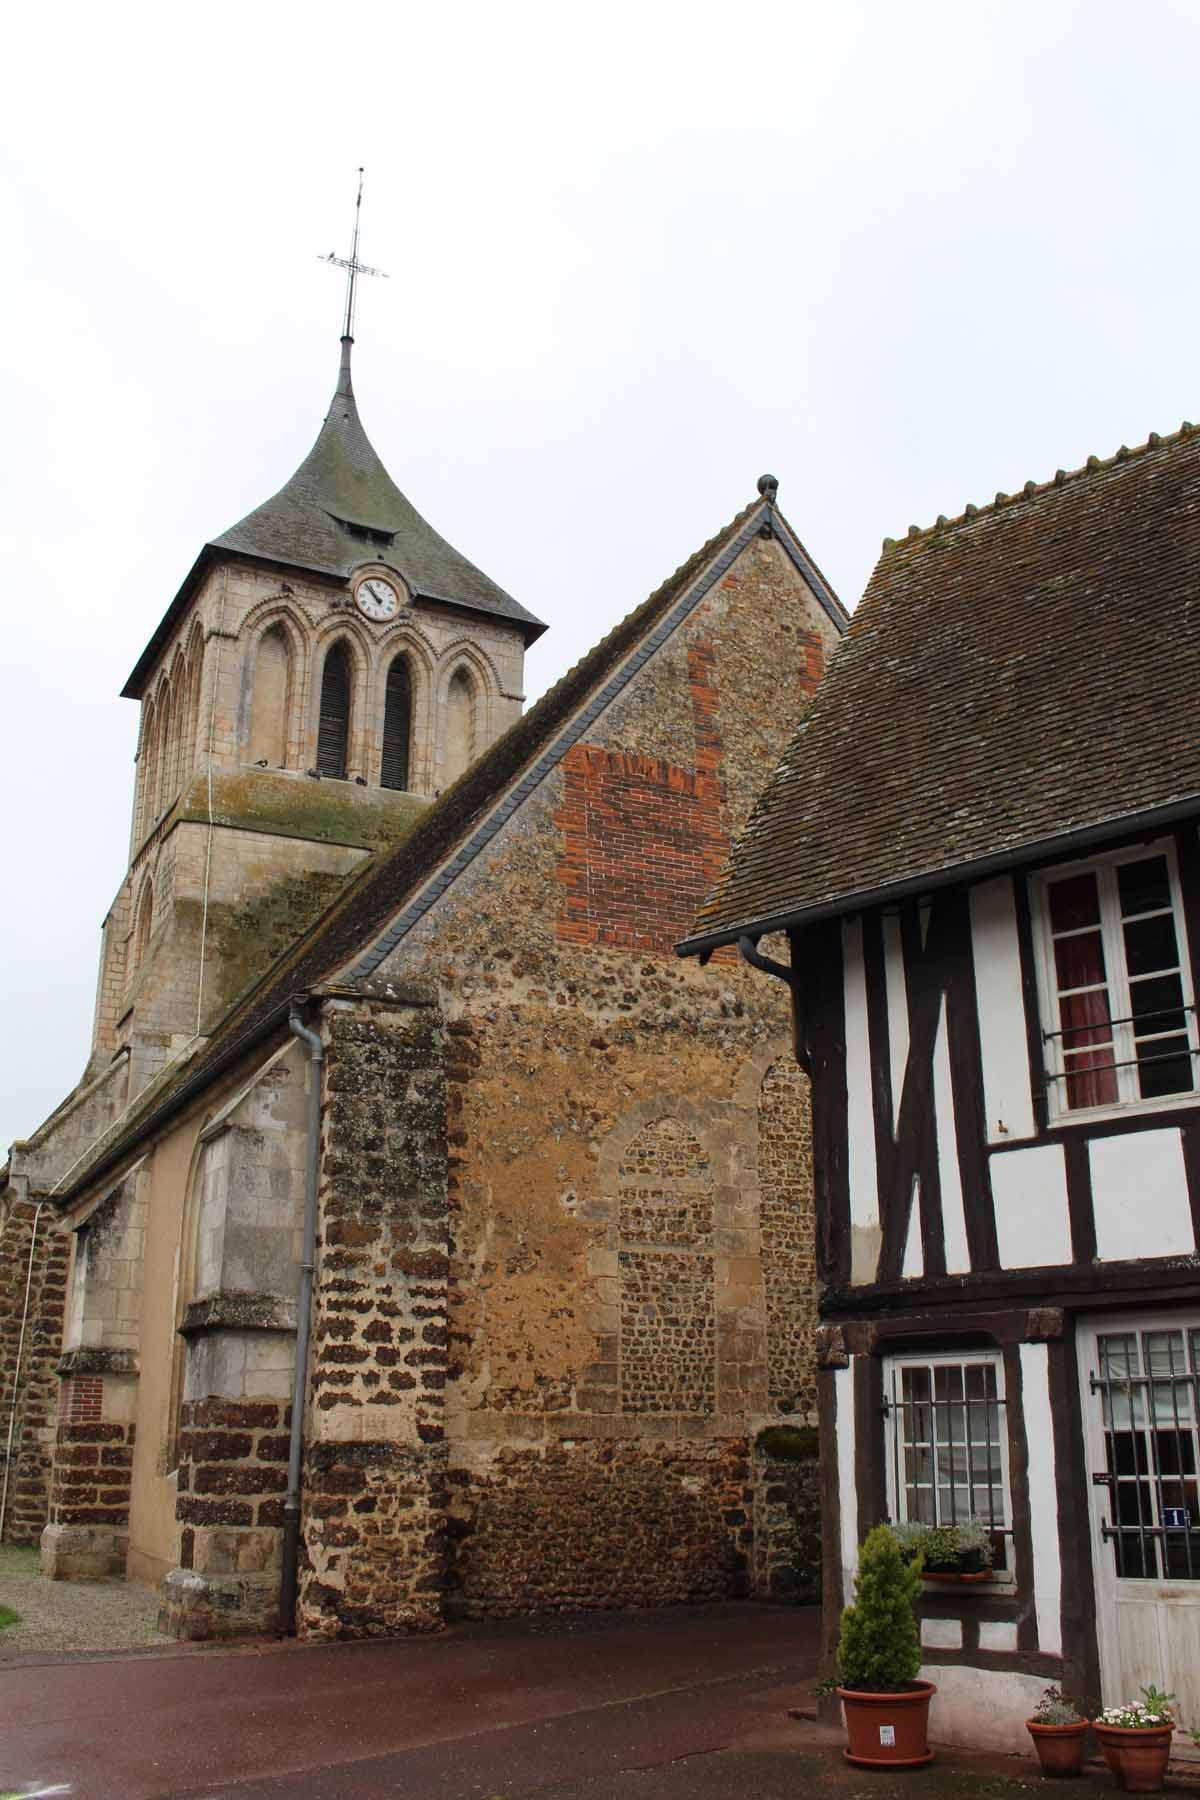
(307, 625, 372, 780)
(435, 638, 502, 709)
(596, 1093, 738, 1197)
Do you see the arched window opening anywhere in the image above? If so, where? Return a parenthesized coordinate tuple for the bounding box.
(443, 666, 477, 788)
(316, 642, 352, 779)
(381, 656, 413, 790)
(187, 635, 204, 764)
(249, 626, 292, 767)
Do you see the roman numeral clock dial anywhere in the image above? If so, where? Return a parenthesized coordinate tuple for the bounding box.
(355, 576, 400, 621)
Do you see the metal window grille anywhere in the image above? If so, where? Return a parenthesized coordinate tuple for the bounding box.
(316, 644, 351, 780)
(1090, 1327, 1200, 1581)
(884, 1355, 1013, 1572)
(381, 658, 412, 791)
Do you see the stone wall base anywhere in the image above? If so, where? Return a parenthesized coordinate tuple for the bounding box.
(750, 1440, 821, 1602)
(40, 1521, 127, 1580)
(157, 1566, 279, 1640)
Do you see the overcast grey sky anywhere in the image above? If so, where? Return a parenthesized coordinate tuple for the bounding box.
(2, 0, 1197, 1152)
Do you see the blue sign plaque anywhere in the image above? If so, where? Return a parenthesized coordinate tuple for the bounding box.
(1162, 1507, 1191, 1529)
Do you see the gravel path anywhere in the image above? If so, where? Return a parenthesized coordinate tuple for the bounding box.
(0, 1545, 173, 1660)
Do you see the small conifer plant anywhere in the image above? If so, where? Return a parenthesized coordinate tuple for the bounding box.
(837, 1523, 923, 1692)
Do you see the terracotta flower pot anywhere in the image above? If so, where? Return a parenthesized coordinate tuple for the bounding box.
(1092, 1723, 1174, 1793)
(1026, 1719, 1088, 1778)
(838, 1680, 936, 1769)
(922, 1569, 993, 1584)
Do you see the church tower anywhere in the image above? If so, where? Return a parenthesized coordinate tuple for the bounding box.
(90, 327, 544, 1101)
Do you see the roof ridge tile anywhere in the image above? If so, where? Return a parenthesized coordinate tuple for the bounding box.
(879, 419, 1199, 554)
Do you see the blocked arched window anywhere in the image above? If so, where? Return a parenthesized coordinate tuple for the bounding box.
(167, 661, 186, 796)
(138, 698, 158, 841)
(186, 636, 204, 766)
(381, 656, 413, 791)
(443, 666, 477, 788)
(316, 642, 352, 779)
(249, 626, 292, 767)
(134, 877, 155, 969)
(155, 686, 173, 813)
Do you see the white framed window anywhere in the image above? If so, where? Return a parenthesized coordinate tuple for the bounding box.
(884, 1350, 1014, 1575)
(1087, 1316, 1200, 1583)
(1031, 840, 1199, 1123)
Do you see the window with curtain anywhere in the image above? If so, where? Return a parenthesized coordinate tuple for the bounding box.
(316, 643, 352, 779)
(1033, 843, 1198, 1117)
(381, 657, 413, 790)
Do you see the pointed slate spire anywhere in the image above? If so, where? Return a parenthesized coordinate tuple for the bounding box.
(208, 339, 544, 641)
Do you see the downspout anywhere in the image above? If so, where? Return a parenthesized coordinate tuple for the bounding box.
(0, 1201, 45, 1542)
(737, 933, 808, 1070)
(280, 1005, 323, 1636)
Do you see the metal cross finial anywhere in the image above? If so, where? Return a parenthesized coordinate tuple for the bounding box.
(319, 168, 388, 341)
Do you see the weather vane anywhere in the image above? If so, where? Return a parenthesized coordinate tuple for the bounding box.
(319, 168, 388, 341)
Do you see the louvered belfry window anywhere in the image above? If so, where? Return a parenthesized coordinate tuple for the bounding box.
(316, 643, 351, 779)
(381, 657, 413, 791)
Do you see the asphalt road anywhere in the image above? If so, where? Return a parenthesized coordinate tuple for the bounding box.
(0, 1603, 822, 1800)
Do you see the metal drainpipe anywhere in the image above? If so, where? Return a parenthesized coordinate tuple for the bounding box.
(737, 934, 808, 1069)
(280, 1006, 323, 1636)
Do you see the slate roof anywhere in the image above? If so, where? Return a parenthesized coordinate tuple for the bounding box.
(64, 489, 843, 1201)
(683, 423, 1200, 955)
(123, 342, 545, 696)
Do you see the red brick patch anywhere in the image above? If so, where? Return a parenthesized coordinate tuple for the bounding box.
(555, 643, 730, 957)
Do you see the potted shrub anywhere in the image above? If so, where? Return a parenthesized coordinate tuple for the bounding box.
(920, 1517, 994, 1582)
(1026, 1684, 1089, 1778)
(1092, 1686, 1176, 1793)
(831, 1523, 936, 1768)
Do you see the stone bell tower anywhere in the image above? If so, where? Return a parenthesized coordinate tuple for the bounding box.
(87, 320, 545, 1107)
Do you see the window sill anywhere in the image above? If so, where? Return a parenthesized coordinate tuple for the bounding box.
(1046, 1090, 1200, 1130)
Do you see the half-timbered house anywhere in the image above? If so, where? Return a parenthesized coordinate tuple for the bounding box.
(681, 425, 1200, 1753)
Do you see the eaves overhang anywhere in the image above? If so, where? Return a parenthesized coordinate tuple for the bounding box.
(677, 793, 1200, 962)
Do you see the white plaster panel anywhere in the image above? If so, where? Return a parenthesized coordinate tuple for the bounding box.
(977, 1620, 1019, 1652)
(835, 1364, 858, 1608)
(1019, 1341, 1062, 1657)
(969, 877, 1037, 1143)
(882, 912, 909, 1130)
(990, 1143, 1072, 1269)
(843, 918, 878, 1238)
(921, 1664, 1049, 1754)
(902, 1178, 924, 1279)
(933, 996, 971, 1274)
(1089, 1129, 1194, 1261)
(921, 1616, 963, 1649)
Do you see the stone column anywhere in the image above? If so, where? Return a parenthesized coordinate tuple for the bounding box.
(298, 995, 449, 1638)
(0, 1191, 69, 1546)
(158, 1044, 307, 1639)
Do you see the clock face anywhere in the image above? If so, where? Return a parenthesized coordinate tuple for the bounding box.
(355, 576, 400, 621)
